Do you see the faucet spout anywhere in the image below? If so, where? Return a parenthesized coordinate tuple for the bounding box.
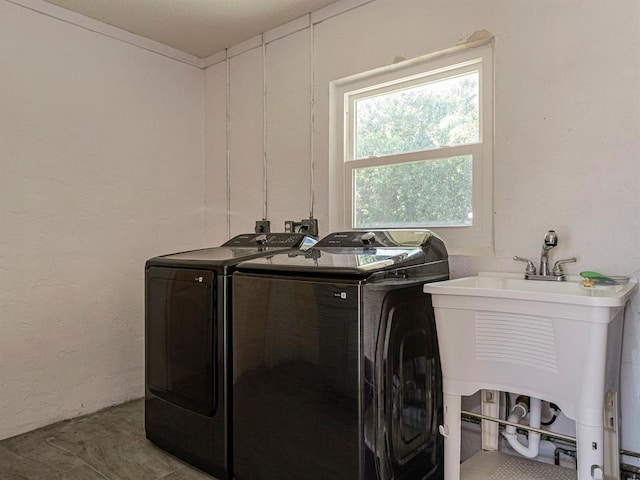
(539, 230, 558, 276)
(517, 230, 573, 281)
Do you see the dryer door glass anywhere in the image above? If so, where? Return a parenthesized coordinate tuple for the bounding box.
(146, 267, 216, 416)
(380, 286, 443, 479)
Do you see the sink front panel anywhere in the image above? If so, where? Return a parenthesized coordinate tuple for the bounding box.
(427, 291, 626, 424)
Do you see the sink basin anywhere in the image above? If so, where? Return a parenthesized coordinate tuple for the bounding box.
(428, 272, 637, 307)
(422, 271, 638, 404)
(423, 272, 637, 480)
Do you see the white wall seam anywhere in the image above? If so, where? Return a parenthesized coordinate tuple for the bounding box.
(262, 35, 268, 222)
(225, 49, 231, 239)
(206, 0, 376, 67)
(309, 16, 315, 219)
(202, 69, 207, 241)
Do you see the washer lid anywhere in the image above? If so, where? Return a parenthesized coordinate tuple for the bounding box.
(235, 230, 449, 279)
(234, 248, 425, 276)
(145, 233, 316, 268)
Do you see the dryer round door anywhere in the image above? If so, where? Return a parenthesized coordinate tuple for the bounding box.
(376, 286, 443, 479)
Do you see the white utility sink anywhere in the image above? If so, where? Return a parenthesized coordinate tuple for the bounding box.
(430, 272, 636, 306)
(424, 272, 637, 480)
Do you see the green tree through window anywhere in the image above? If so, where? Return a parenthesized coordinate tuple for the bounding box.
(354, 156, 472, 228)
(355, 72, 479, 158)
(351, 72, 479, 228)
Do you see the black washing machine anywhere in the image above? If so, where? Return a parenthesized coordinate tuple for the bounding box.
(144, 233, 316, 480)
(231, 230, 449, 480)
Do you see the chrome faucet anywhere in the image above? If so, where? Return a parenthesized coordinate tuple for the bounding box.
(513, 230, 576, 281)
(539, 230, 558, 276)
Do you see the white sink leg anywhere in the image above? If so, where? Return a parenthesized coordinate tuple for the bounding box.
(442, 393, 462, 480)
(576, 421, 605, 479)
(603, 390, 619, 479)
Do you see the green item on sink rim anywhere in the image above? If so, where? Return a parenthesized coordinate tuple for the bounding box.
(579, 271, 618, 285)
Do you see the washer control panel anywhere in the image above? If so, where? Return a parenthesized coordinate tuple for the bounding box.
(315, 230, 436, 249)
(222, 233, 312, 248)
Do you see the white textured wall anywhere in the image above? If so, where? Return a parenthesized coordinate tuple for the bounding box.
(204, 0, 640, 457)
(2, 0, 639, 460)
(264, 30, 312, 231)
(0, 1, 205, 439)
(228, 47, 265, 236)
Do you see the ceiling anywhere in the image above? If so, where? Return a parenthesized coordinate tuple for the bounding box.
(41, 0, 341, 58)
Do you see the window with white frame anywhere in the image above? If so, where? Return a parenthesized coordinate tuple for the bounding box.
(331, 45, 494, 254)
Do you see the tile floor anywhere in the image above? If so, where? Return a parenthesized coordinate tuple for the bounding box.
(0, 399, 215, 480)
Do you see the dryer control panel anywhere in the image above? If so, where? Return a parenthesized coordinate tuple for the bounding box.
(222, 233, 314, 248)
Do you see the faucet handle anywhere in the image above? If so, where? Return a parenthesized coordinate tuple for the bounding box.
(513, 256, 536, 275)
(552, 257, 577, 276)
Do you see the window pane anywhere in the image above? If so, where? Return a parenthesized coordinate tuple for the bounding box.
(355, 72, 479, 159)
(353, 156, 472, 228)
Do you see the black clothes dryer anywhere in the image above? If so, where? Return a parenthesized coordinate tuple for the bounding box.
(144, 233, 315, 480)
(231, 230, 449, 480)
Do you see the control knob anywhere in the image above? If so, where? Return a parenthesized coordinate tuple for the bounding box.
(361, 232, 376, 245)
(255, 234, 268, 245)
